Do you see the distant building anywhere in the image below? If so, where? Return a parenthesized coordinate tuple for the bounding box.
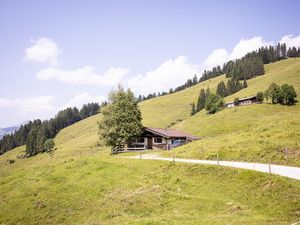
(226, 96, 258, 108)
(127, 127, 199, 150)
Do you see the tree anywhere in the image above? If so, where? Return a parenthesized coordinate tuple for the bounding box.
(98, 86, 143, 147)
(44, 138, 55, 153)
(234, 97, 240, 106)
(256, 91, 264, 103)
(268, 82, 283, 104)
(205, 93, 224, 114)
(216, 81, 227, 97)
(243, 79, 248, 88)
(281, 84, 297, 105)
(264, 90, 270, 103)
(196, 88, 206, 112)
(191, 103, 196, 116)
(192, 74, 198, 85)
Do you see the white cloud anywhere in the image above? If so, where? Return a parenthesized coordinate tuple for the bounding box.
(64, 92, 106, 108)
(36, 66, 130, 86)
(24, 37, 61, 66)
(203, 48, 229, 69)
(126, 56, 199, 94)
(279, 34, 300, 48)
(0, 96, 57, 126)
(202, 36, 272, 68)
(0, 96, 56, 113)
(229, 37, 272, 60)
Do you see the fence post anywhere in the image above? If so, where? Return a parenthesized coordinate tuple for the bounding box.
(173, 154, 175, 163)
(140, 152, 142, 159)
(285, 147, 288, 163)
(217, 153, 219, 165)
(268, 163, 271, 174)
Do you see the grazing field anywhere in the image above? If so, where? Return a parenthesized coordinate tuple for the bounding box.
(1, 151, 300, 225)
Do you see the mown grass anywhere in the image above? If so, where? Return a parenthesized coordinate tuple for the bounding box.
(0, 153, 299, 225)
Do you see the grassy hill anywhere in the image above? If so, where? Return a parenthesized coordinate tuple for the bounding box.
(0, 58, 300, 224)
(160, 58, 300, 166)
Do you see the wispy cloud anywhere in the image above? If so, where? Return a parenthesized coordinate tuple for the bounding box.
(24, 37, 61, 66)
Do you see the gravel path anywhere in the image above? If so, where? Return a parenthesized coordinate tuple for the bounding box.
(122, 154, 300, 180)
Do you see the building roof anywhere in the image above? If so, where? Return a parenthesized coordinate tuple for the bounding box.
(226, 96, 257, 104)
(144, 127, 199, 140)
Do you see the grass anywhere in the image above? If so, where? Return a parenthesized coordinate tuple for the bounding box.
(162, 103, 300, 166)
(0, 153, 299, 225)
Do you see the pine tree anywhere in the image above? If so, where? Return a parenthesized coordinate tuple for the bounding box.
(216, 81, 227, 97)
(196, 88, 206, 112)
(191, 103, 196, 116)
(243, 79, 248, 88)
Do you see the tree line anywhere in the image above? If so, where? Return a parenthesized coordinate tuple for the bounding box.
(140, 42, 300, 102)
(0, 102, 104, 156)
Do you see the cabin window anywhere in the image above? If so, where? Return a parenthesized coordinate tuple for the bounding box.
(154, 137, 162, 143)
(135, 137, 145, 143)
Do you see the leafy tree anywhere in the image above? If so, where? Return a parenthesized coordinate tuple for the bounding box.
(264, 90, 270, 103)
(191, 103, 196, 116)
(281, 84, 297, 105)
(256, 91, 264, 103)
(99, 86, 143, 147)
(268, 83, 283, 104)
(44, 138, 55, 153)
(205, 93, 224, 114)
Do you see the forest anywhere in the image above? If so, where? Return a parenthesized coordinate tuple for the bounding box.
(0, 102, 104, 157)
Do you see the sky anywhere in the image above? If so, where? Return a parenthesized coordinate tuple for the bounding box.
(0, 0, 300, 127)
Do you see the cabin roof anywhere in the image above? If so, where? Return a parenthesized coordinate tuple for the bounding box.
(226, 96, 257, 104)
(144, 127, 199, 140)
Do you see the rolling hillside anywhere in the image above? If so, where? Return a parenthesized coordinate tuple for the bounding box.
(0, 58, 300, 224)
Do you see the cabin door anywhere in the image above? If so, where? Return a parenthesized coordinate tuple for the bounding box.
(147, 137, 153, 149)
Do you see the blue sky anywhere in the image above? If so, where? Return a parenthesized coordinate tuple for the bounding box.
(0, 0, 300, 127)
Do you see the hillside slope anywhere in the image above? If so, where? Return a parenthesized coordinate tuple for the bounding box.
(160, 58, 300, 166)
(140, 58, 300, 128)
